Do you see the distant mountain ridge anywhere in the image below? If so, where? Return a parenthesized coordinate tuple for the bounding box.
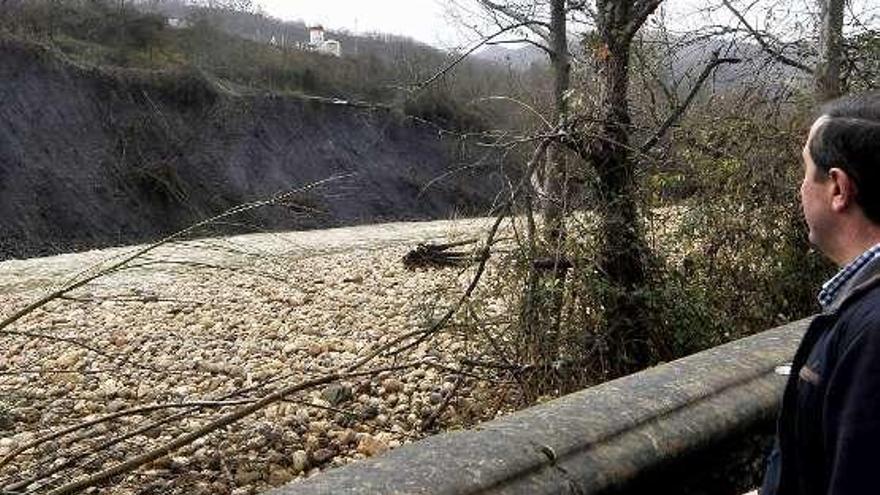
(474, 44, 548, 69)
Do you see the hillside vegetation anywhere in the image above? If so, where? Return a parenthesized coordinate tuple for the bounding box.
(0, 0, 551, 131)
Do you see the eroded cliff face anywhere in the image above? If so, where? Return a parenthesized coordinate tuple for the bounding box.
(0, 39, 503, 260)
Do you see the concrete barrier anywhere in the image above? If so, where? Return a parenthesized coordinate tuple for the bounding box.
(269, 318, 810, 495)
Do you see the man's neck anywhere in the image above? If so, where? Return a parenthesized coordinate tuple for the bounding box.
(831, 225, 880, 267)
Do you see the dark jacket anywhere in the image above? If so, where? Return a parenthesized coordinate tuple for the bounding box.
(762, 258, 880, 495)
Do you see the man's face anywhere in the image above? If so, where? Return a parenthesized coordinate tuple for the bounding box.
(801, 117, 832, 251)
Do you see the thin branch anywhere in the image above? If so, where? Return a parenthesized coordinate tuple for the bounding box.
(629, 0, 666, 39)
(640, 53, 742, 153)
(721, 0, 814, 73)
(472, 96, 554, 129)
(383, 137, 556, 359)
(478, 0, 552, 41)
(121, 259, 288, 282)
(418, 20, 549, 90)
(420, 364, 470, 431)
(0, 328, 166, 374)
(343, 136, 555, 373)
(486, 37, 554, 56)
(0, 400, 254, 473)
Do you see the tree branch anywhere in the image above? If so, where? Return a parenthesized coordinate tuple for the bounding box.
(41, 364, 419, 495)
(478, 0, 552, 41)
(486, 37, 553, 56)
(0, 400, 254, 473)
(640, 53, 742, 154)
(418, 20, 549, 89)
(721, 0, 814, 74)
(629, 0, 665, 38)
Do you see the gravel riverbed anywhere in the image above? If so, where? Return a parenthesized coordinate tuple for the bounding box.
(0, 218, 513, 494)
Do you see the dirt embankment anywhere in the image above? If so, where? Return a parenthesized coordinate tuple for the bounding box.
(0, 39, 505, 260)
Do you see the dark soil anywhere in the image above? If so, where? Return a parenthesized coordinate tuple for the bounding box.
(0, 38, 506, 260)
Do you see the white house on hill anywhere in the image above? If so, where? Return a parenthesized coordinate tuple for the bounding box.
(308, 25, 342, 57)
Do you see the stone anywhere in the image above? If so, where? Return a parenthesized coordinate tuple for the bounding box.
(356, 434, 389, 457)
(374, 414, 388, 427)
(234, 468, 261, 484)
(56, 350, 84, 368)
(267, 464, 294, 485)
(338, 429, 357, 445)
(311, 448, 336, 464)
(382, 378, 403, 394)
(291, 450, 309, 474)
(136, 383, 153, 400)
(360, 404, 379, 420)
(107, 399, 127, 413)
(307, 343, 327, 357)
(321, 384, 353, 406)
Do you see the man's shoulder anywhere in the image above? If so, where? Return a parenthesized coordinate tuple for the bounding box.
(845, 279, 880, 315)
(831, 283, 880, 350)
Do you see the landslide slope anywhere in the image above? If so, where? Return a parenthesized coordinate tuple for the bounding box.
(0, 39, 503, 260)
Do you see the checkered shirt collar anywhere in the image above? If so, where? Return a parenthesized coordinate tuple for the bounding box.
(819, 243, 880, 309)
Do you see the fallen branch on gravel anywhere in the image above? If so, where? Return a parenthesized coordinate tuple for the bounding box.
(402, 239, 480, 269)
(403, 236, 516, 270)
(377, 137, 556, 361)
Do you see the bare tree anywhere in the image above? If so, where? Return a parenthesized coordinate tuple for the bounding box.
(460, 0, 576, 363)
(467, 0, 577, 241)
(572, 0, 667, 374)
(815, 0, 846, 100)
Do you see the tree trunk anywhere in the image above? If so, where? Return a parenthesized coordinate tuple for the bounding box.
(522, 0, 572, 365)
(815, 0, 845, 102)
(588, 2, 657, 376)
(542, 0, 572, 244)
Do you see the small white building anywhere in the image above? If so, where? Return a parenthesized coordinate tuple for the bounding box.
(308, 25, 342, 57)
(166, 17, 191, 29)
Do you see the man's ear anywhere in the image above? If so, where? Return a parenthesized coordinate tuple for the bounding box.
(828, 167, 856, 212)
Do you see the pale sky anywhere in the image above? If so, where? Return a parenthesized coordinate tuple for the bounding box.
(254, 0, 879, 49)
(255, 0, 468, 48)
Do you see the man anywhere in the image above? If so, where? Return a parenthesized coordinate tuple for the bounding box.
(762, 91, 880, 495)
